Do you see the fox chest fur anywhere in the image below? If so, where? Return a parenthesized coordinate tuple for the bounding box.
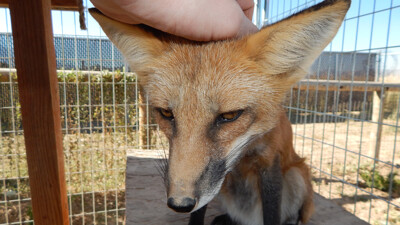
(90, 1, 351, 224)
(218, 114, 310, 225)
(220, 166, 307, 225)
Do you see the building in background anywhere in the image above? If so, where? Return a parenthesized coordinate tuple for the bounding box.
(310, 51, 379, 81)
(2, 33, 380, 80)
(0, 33, 126, 71)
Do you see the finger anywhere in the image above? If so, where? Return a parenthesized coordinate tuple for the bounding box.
(236, 0, 254, 20)
(91, 0, 141, 24)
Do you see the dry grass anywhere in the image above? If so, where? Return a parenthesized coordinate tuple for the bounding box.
(0, 131, 141, 224)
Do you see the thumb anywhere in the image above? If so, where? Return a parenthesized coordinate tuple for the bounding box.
(237, 0, 255, 20)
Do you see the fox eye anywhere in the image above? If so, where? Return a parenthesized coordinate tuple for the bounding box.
(158, 108, 174, 120)
(217, 110, 244, 123)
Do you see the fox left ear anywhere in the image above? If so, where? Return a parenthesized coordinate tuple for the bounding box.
(246, 0, 350, 84)
(89, 8, 166, 73)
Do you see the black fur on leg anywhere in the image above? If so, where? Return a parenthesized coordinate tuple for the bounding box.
(295, 208, 302, 225)
(259, 155, 283, 225)
(211, 214, 237, 225)
(188, 205, 207, 225)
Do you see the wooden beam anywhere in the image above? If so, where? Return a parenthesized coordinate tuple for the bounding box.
(126, 152, 370, 225)
(0, 0, 79, 10)
(3, 69, 400, 93)
(369, 91, 385, 159)
(0, 68, 134, 76)
(9, 0, 70, 224)
(293, 79, 400, 92)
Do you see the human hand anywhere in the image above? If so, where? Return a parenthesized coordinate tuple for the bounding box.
(90, 0, 258, 41)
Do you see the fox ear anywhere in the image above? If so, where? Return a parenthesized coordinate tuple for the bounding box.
(89, 8, 165, 71)
(246, 0, 350, 83)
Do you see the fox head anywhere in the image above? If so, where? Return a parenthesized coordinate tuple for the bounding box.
(90, 0, 350, 213)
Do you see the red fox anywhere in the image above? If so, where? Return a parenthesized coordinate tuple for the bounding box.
(90, 0, 350, 224)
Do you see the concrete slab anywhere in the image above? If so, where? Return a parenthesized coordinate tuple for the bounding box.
(126, 150, 369, 225)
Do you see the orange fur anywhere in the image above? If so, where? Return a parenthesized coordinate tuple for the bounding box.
(90, 1, 350, 224)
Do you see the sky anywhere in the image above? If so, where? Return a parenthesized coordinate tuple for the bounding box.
(264, 0, 400, 74)
(0, 0, 399, 73)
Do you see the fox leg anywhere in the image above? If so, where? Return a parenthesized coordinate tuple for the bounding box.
(259, 155, 283, 225)
(211, 214, 238, 225)
(188, 205, 207, 225)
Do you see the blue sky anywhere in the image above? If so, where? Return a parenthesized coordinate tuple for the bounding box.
(264, 0, 400, 74)
(0, 0, 399, 73)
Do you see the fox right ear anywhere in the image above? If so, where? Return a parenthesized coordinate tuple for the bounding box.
(89, 8, 165, 71)
(246, 0, 350, 85)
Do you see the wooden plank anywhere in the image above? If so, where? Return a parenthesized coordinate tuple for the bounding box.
(293, 79, 400, 92)
(3, 69, 399, 92)
(139, 94, 153, 149)
(0, 68, 134, 76)
(126, 151, 369, 225)
(2, 68, 400, 92)
(9, 0, 70, 225)
(125, 150, 232, 225)
(0, 0, 79, 10)
(50, 0, 79, 10)
(369, 91, 385, 159)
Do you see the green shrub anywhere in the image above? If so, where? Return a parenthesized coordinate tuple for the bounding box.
(1, 70, 138, 134)
(360, 167, 400, 197)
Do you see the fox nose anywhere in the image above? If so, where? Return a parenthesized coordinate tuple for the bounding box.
(167, 197, 196, 213)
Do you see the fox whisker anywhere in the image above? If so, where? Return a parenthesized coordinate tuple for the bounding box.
(225, 134, 260, 172)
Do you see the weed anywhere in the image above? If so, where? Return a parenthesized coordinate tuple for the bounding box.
(360, 167, 400, 198)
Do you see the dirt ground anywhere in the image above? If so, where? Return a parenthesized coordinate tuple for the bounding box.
(291, 121, 400, 225)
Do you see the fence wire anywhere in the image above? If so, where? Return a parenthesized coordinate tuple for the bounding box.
(256, 0, 400, 224)
(0, 7, 30, 225)
(0, 1, 161, 224)
(1, 0, 400, 225)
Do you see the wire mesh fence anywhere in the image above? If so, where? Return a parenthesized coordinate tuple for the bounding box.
(0, 2, 161, 224)
(1, 0, 400, 224)
(255, 0, 400, 224)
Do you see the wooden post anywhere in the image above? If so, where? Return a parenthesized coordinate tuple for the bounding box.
(9, 0, 70, 224)
(138, 93, 152, 149)
(1, 0, 79, 10)
(369, 90, 385, 159)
